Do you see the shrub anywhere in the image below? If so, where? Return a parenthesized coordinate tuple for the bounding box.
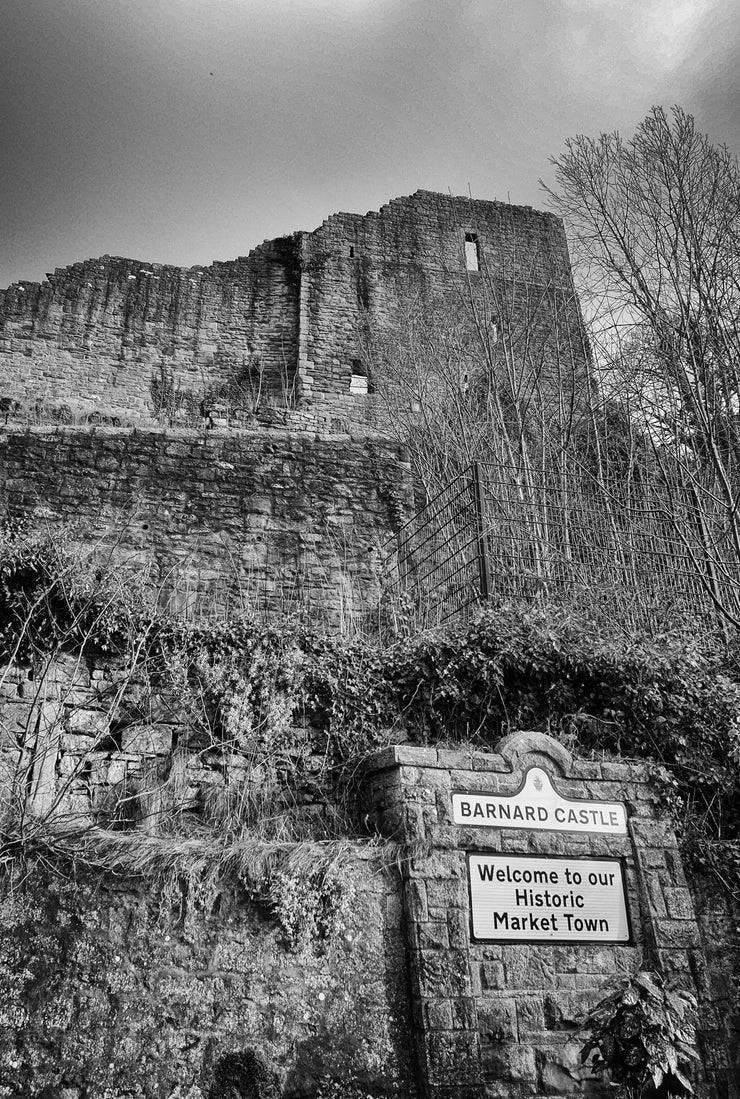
(579, 971, 699, 1099)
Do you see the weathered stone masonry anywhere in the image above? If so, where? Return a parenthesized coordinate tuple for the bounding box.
(0, 240, 302, 421)
(0, 191, 586, 426)
(0, 851, 415, 1099)
(0, 190, 587, 618)
(0, 425, 413, 621)
(1, 717, 734, 1098)
(364, 732, 736, 1099)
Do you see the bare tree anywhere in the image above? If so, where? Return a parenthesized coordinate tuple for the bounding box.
(359, 254, 594, 501)
(544, 106, 740, 625)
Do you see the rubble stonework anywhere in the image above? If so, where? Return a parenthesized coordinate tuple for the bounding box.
(0, 424, 412, 622)
(0, 852, 414, 1098)
(0, 191, 585, 426)
(1, 651, 738, 1098)
(0, 189, 585, 618)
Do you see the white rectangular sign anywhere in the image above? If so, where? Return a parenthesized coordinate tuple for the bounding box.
(453, 768, 627, 834)
(468, 854, 631, 942)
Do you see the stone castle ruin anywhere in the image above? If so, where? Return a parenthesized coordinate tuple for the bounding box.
(1, 193, 739, 1099)
(0, 191, 588, 621)
(0, 190, 583, 428)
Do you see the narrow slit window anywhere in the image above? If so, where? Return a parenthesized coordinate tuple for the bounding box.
(349, 245, 355, 258)
(465, 231, 480, 272)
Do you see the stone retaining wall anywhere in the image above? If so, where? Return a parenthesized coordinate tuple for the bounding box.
(2, 716, 738, 1098)
(0, 425, 412, 624)
(0, 852, 413, 1099)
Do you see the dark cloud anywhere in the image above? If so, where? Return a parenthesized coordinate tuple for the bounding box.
(1, 0, 737, 287)
(659, 0, 740, 151)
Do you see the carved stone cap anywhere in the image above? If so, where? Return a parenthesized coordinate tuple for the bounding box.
(494, 730, 573, 776)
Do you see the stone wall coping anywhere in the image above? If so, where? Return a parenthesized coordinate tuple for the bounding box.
(364, 739, 652, 785)
(0, 423, 405, 448)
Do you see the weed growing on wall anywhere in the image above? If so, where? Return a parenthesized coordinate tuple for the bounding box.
(247, 863, 357, 952)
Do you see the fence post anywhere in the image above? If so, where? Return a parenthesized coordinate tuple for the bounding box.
(471, 462, 491, 601)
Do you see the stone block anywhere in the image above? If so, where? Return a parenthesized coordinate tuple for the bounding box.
(664, 886, 695, 921)
(120, 723, 172, 755)
(418, 950, 471, 997)
(553, 972, 609, 990)
(571, 760, 602, 779)
(418, 921, 450, 951)
(656, 949, 692, 979)
(405, 879, 428, 922)
(415, 851, 465, 881)
(58, 752, 84, 777)
(426, 879, 465, 911)
(631, 819, 674, 847)
(427, 1031, 482, 1086)
(66, 708, 110, 737)
(361, 745, 399, 776)
(413, 768, 452, 791)
(472, 752, 508, 773)
(90, 757, 127, 786)
(526, 832, 569, 855)
(639, 848, 667, 869)
(480, 962, 505, 990)
(576, 946, 625, 975)
(536, 1043, 583, 1094)
(404, 803, 427, 839)
(544, 991, 593, 1029)
(481, 1043, 536, 1082)
(452, 996, 478, 1030)
(646, 873, 668, 917)
(456, 827, 503, 852)
(426, 999, 454, 1030)
(654, 918, 701, 949)
(516, 996, 545, 1032)
(447, 909, 470, 950)
(505, 949, 558, 989)
(665, 848, 689, 886)
(0, 701, 32, 735)
(436, 788, 454, 824)
(432, 824, 460, 851)
(396, 746, 439, 767)
(584, 780, 626, 799)
(597, 760, 634, 781)
(437, 748, 473, 770)
(478, 998, 518, 1041)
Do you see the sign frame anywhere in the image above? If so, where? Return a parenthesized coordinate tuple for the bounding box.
(452, 766, 628, 835)
(465, 852, 633, 946)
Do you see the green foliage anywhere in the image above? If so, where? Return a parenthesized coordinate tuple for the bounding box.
(579, 971, 699, 1099)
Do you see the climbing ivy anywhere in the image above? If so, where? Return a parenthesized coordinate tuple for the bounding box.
(2, 530, 740, 897)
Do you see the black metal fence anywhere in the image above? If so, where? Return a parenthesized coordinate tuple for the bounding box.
(383, 461, 740, 629)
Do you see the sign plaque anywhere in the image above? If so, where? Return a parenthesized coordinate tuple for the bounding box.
(468, 853, 630, 943)
(452, 767, 627, 834)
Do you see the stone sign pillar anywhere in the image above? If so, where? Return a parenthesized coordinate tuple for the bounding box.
(364, 731, 705, 1099)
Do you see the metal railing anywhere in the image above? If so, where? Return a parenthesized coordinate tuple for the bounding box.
(383, 461, 740, 629)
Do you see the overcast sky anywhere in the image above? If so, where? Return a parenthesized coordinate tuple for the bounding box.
(2, 0, 738, 288)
